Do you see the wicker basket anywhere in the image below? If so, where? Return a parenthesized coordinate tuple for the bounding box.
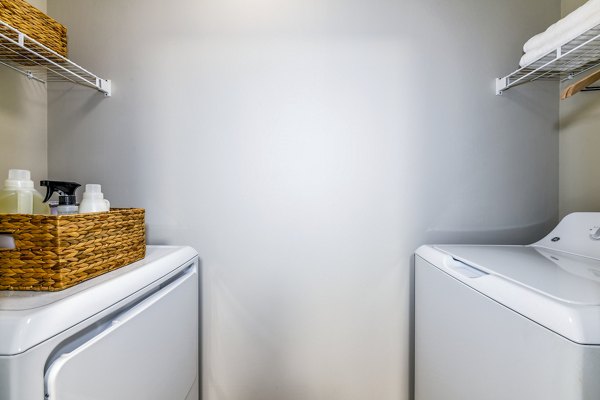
(0, 0, 67, 57)
(0, 208, 146, 291)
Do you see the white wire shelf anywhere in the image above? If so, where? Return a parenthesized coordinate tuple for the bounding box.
(0, 20, 110, 96)
(496, 23, 600, 95)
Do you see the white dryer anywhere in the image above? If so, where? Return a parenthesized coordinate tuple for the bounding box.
(0, 245, 199, 400)
(415, 212, 600, 400)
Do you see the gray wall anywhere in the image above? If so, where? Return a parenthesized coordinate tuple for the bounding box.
(0, 0, 47, 188)
(47, 0, 559, 399)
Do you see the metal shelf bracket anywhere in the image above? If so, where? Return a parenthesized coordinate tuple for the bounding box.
(496, 77, 508, 95)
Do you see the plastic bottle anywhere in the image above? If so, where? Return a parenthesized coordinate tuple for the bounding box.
(0, 169, 50, 214)
(40, 181, 81, 215)
(78, 184, 110, 213)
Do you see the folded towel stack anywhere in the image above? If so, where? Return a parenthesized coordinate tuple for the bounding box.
(520, 0, 600, 67)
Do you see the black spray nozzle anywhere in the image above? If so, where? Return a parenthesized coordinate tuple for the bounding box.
(40, 181, 81, 204)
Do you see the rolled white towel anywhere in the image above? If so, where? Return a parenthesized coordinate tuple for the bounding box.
(523, 0, 600, 53)
(520, 0, 600, 67)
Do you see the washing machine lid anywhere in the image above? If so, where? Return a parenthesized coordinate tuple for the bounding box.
(417, 243, 600, 344)
(434, 244, 600, 306)
(0, 245, 198, 356)
(416, 212, 600, 344)
(432, 212, 600, 307)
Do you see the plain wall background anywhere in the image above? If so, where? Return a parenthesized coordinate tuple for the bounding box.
(0, 0, 47, 188)
(32, 0, 558, 398)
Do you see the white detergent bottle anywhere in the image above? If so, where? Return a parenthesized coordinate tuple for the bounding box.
(79, 184, 110, 213)
(0, 169, 50, 214)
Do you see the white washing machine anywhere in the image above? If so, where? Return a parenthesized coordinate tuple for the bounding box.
(415, 212, 600, 400)
(0, 245, 199, 400)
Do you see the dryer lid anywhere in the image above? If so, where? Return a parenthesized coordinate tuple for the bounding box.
(0, 246, 198, 356)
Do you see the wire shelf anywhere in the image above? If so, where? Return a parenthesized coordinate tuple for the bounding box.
(0, 20, 110, 96)
(496, 24, 600, 95)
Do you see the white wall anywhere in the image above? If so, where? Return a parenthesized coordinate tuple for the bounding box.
(47, 0, 559, 399)
(0, 0, 47, 187)
(559, 0, 600, 217)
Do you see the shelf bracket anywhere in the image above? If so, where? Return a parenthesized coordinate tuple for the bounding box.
(97, 78, 111, 97)
(496, 77, 508, 95)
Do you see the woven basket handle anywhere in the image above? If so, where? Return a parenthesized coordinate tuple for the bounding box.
(0, 233, 16, 249)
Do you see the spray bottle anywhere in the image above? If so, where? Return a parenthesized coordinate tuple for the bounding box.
(40, 181, 81, 215)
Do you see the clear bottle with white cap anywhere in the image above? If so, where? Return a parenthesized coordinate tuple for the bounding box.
(0, 169, 50, 214)
(78, 184, 110, 213)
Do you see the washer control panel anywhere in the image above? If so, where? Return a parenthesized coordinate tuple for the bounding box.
(533, 212, 600, 259)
